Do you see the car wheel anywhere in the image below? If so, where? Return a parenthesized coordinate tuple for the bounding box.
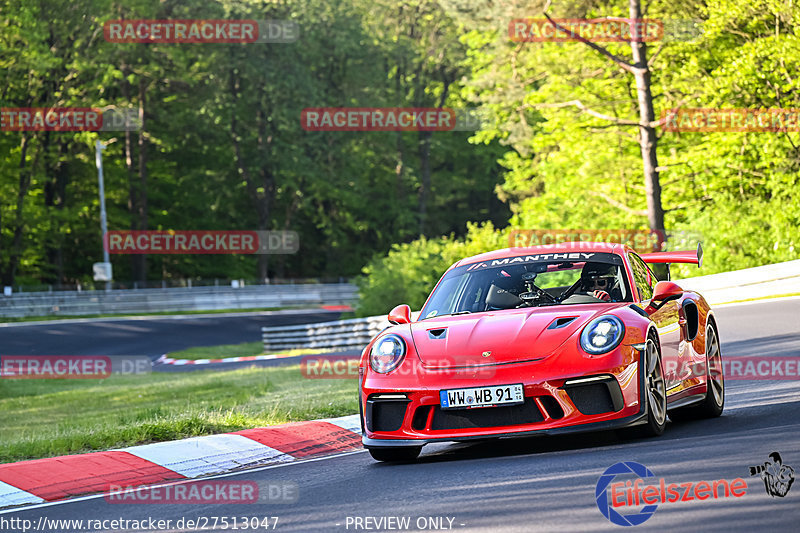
(635, 337, 667, 437)
(669, 324, 724, 421)
(368, 446, 422, 462)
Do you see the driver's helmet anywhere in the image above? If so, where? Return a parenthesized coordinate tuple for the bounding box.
(492, 265, 529, 292)
(580, 262, 617, 293)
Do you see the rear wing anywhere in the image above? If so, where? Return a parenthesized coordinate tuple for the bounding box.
(638, 243, 702, 281)
(639, 242, 703, 267)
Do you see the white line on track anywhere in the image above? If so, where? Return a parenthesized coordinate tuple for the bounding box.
(713, 294, 800, 308)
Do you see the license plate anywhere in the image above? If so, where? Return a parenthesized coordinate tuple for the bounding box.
(439, 384, 524, 410)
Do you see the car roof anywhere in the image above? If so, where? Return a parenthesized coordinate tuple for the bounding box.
(453, 242, 631, 268)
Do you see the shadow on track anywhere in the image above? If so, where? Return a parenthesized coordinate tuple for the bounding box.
(368, 393, 800, 466)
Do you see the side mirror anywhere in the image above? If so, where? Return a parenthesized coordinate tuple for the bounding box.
(388, 304, 411, 325)
(646, 281, 683, 312)
(652, 281, 683, 302)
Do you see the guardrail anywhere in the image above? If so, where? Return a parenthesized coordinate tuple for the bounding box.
(262, 315, 389, 352)
(0, 283, 358, 318)
(676, 259, 800, 305)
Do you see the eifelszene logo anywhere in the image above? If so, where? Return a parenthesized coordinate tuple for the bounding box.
(749, 452, 795, 498)
(595, 461, 747, 526)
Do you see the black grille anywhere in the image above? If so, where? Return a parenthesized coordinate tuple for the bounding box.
(564, 378, 624, 415)
(366, 398, 409, 432)
(412, 406, 432, 430)
(430, 398, 544, 430)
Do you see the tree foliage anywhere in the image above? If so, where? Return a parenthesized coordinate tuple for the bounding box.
(1, 0, 797, 303)
(357, 0, 799, 313)
(0, 0, 509, 286)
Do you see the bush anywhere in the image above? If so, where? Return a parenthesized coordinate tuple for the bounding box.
(355, 223, 506, 316)
(356, 210, 799, 317)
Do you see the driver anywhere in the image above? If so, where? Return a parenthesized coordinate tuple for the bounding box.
(580, 263, 618, 302)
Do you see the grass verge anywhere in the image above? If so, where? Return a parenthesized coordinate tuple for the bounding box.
(168, 342, 265, 359)
(0, 365, 357, 463)
(168, 342, 340, 361)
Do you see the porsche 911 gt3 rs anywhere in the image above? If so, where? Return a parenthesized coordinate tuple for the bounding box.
(358, 242, 724, 461)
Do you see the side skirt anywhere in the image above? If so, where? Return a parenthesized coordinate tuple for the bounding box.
(667, 393, 705, 410)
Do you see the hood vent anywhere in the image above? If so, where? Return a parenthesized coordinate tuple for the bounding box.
(428, 328, 447, 339)
(547, 316, 578, 330)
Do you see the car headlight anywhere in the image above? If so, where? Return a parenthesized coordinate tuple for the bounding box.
(370, 334, 406, 373)
(580, 315, 625, 354)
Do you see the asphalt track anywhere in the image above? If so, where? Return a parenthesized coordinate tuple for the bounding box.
(0, 310, 342, 364)
(2, 298, 799, 532)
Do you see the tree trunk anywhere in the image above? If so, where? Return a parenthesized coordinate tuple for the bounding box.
(395, 133, 406, 204)
(417, 129, 432, 235)
(277, 189, 302, 278)
(230, 69, 273, 281)
(629, 0, 664, 232)
(417, 78, 451, 236)
(256, 100, 274, 281)
(394, 59, 406, 210)
(5, 134, 41, 285)
(135, 79, 149, 281)
(122, 73, 141, 281)
(44, 137, 68, 284)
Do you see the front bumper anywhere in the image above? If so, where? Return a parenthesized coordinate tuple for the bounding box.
(360, 344, 647, 446)
(363, 409, 648, 447)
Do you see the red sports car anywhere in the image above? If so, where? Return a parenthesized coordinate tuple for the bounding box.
(358, 242, 724, 461)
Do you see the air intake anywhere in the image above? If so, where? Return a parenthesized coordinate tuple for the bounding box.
(428, 328, 447, 339)
(366, 396, 410, 432)
(430, 399, 544, 430)
(563, 376, 624, 415)
(547, 316, 578, 330)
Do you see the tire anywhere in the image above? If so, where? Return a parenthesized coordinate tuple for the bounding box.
(634, 337, 667, 437)
(669, 324, 724, 421)
(368, 446, 422, 462)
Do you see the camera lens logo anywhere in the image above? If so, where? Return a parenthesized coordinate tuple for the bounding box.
(596, 462, 658, 526)
(749, 452, 795, 498)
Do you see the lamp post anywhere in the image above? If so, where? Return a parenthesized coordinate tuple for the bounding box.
(95, 139, 115, 290)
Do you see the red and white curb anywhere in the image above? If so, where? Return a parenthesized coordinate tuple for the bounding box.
(0, 415, 361, 509)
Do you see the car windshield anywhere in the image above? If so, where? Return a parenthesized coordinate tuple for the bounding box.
(420, 252, 632, 319)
